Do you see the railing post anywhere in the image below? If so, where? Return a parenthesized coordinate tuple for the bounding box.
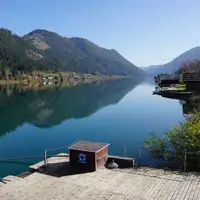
(184, 149, 187, 172)
(138, 148, 142, 165)
(43, 141, 79, 170)
(124, 143, 126, 157)
(44, 150, 47, 168)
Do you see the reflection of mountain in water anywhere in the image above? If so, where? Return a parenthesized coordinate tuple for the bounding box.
(0, 78, 142, 136)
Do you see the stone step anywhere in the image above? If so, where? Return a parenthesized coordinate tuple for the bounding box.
(0, 175, 22, 189)
(29, 153, 69, 172)
(0, 172, 59, 199)
(1, 175, 22, 184)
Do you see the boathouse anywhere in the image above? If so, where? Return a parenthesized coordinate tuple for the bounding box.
(158, 78, 180, 87)
(182, 73, 200, 91)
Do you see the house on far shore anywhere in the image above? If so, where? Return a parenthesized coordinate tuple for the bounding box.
(182, 73, 200, 91)
(74, 76, 80, 81)
(47, 76, 53, 80)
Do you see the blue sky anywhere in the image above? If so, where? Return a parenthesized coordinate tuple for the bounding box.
(1, 0, 200, 66)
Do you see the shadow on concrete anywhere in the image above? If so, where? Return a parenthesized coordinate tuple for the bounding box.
(39, 161, 92, 178)
(0, 178, 10, 184)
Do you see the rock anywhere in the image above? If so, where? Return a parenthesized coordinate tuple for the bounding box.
(106, 160, 119, 169)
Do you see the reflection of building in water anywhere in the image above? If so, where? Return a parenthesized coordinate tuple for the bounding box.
(181, 99, 200, 114)
(179, 100, 185, 105)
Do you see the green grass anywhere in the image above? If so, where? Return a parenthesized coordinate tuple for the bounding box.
(175, 84, 186, 91)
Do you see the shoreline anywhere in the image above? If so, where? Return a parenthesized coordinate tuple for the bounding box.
(0, 74, 125, 86)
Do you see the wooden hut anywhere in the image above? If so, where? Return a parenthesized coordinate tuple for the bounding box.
(68, 141, 109, 171)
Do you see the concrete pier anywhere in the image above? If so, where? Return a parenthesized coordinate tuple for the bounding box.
(1, 154, 200, 200)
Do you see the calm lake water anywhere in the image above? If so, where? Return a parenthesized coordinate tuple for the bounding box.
(0, 78, 186, 177)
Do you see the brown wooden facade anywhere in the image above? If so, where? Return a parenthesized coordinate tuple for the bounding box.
(182, 73, 200, 91)
(68, 141, 109, 171)
(182, 73, 200, 82)
(158, 79, 180, 87)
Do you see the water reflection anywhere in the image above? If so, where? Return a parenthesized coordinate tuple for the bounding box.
(153, 85, 200, 115)
(0, 78, 142, 137)
(180, 99, 200, 114)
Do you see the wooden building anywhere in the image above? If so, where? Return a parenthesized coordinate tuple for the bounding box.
(158, 78, 180, 87)
(182, 73, 200, 91)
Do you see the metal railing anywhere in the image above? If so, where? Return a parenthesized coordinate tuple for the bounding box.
(109, 143, 200, 172)
(44, 141, 79, 168)
(1, 142, 200, 172)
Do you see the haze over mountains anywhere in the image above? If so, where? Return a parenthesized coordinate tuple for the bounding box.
(0, 28, 145, 77)
(142, 47, 200, 75)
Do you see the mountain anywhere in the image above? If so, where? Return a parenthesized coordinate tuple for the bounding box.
(142, 47, 200, 75)
(24, 29, 145, 76)
(0, 28, 145, 77)
(0, 28, 54, 72)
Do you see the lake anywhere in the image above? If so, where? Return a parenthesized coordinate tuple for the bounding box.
(0, 78, 186, 177)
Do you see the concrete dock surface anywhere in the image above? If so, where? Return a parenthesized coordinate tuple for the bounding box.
(1, 154, 200, 200)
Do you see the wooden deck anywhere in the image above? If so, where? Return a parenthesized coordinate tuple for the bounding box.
(1, 155, 200, 200)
